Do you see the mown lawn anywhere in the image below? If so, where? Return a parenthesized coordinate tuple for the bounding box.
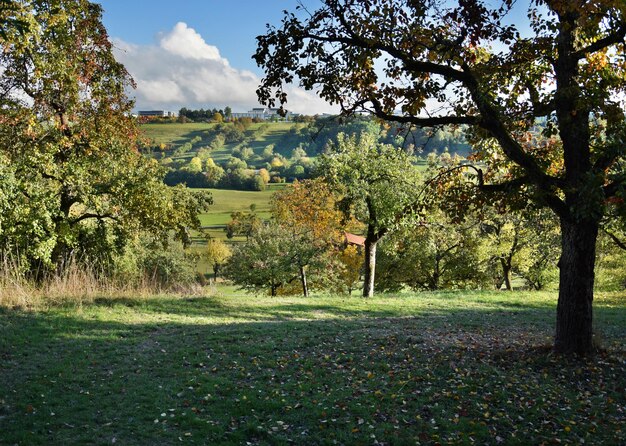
(1, 291, 624, 445)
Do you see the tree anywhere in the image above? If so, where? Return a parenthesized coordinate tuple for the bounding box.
(317, 132, 421, 297)
(480, 208, 560, 291)
(204, 158, 225, 186)
(258, 168, 271, 185)
(0, 0, 211, 272)
(212, 112, 224, 123)
(186, 157, 204, 173)
(377, 209, 489, 292)
(255, 0, 626, 355)
(225, 211, 262, 240)
(271, 178, 344, 296)
(206, 238, 231, 281)
(224, 224, 294, 296)
(336, 245, 362, 295)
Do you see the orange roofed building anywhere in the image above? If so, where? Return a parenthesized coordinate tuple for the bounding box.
(344, 232, 365, 247)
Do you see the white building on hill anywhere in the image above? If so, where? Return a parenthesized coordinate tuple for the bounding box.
(137, 110, 177, 118)
(231, 107, 293, 121)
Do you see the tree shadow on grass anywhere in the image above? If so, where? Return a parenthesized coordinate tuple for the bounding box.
(0, 301, 624, 446)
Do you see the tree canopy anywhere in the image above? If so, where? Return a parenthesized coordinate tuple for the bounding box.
(255, 0, 626, 355)
(0, 0, 211, 272)
(317, 132, 421, 297)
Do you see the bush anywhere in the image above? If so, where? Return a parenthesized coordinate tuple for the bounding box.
(123, 238, 198, 290)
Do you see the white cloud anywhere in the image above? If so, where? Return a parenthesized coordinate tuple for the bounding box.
(111, 23, 335, 115)
(159, 22, 222, 61)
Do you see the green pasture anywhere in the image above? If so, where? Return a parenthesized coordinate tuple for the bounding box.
(1, 290, 624, 445)
(190, 186, 285, 273)
(199, 186, 282, 227)
(140, 122, 216, 146)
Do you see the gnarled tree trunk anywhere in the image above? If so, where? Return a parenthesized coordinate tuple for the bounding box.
(555, 218, 598, 355)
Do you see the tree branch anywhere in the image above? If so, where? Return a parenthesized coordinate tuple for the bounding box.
(70, 213, 118, 225)
(574, 22, 626, 60)
(369, 98, 480, 126)
(302, 30, 468, 82)
(526, 80, 555, 116)
(602, 228, 626, 251)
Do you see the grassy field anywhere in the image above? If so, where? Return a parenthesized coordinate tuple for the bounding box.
(1, 290, 624, 445)
(140, 122, 216, 146)
(191, 185, 283, 245)
(199, 186, 283, 228)
(191, 186, 284, 274)
(139, 122, 302, 162)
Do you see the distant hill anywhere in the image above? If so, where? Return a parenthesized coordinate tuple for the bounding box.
(139, 117, 469, 191)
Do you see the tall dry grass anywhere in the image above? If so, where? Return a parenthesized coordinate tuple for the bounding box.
(0, 256, 210, 309)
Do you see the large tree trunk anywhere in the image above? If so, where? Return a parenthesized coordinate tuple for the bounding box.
(362, 238, 377, 298)
(554, 219, 598, 355)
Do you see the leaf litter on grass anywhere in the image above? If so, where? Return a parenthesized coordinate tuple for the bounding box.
(0, 293, 624, 445)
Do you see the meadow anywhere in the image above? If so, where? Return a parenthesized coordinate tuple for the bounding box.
(140, 122, 216, 146)
(140, 121, 302, 164)
(190, 186, 283, 275)
(1, 290, 624, 445)
(198, 186, 284, 229)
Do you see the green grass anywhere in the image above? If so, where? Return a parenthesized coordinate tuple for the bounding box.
(199, 187, 281, 226)
(140, 122, 216, 146)
(1, 290, 624, 445)
(190, 186, 285, 270)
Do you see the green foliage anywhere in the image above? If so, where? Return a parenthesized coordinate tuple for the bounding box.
(225, 211, 262, 240)
(317, 131, 422, 296)
(112, 236, 198, 289)
(377, 210, 489, 292)
(595, 232, 626, 291)
(223, 223, 295, 295)
(186, 157, 203, 173)
(318, 132, 421, 233)
(0, 0, 211, 275)
(205, 238, 231, 280)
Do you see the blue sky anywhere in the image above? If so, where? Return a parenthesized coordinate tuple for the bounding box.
(96, 1, 534, 114)
(96, 0, 331, 113)
(98, 0, 296, 75)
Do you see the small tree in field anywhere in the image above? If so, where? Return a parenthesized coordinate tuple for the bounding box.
(206, 239, 231, 281)
(271, 178, 344, 296)
(317, 132, 421, 297)
(224, 224, 294, 296)
(255, 0, 626, 355)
